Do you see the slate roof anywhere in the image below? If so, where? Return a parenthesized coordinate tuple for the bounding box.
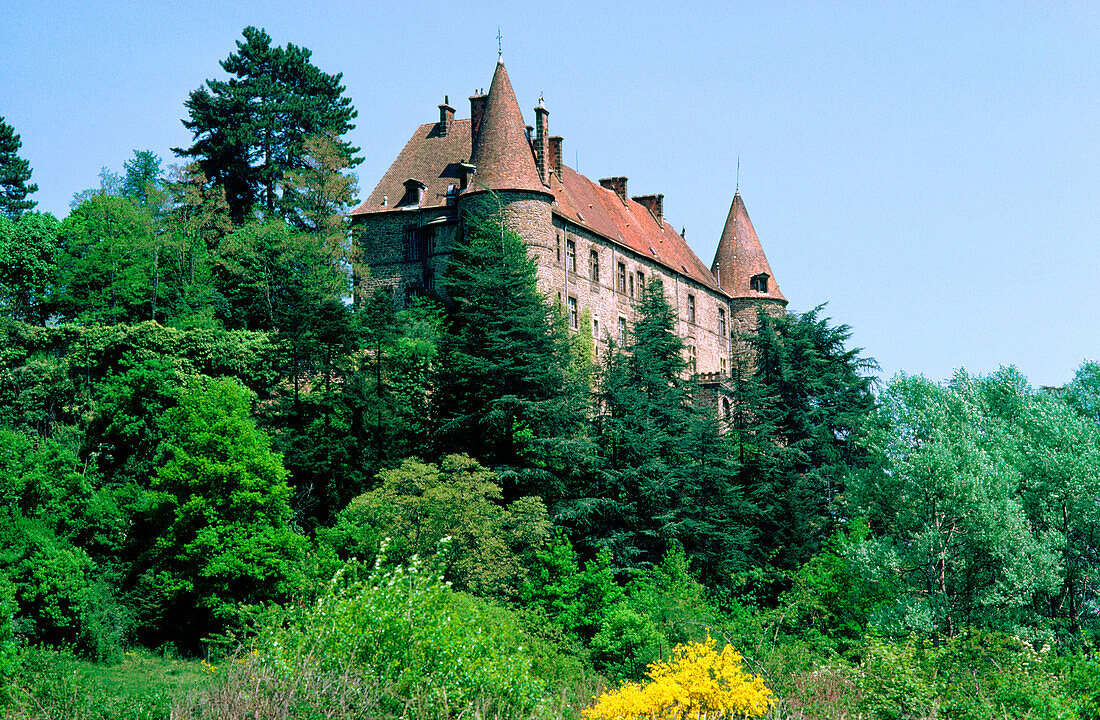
(351, 61, 783, 298)
(710, 193, 786, 303)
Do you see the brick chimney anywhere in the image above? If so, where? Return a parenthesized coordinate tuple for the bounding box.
(469, 90, 487, 155)
(633, 194, 664, 223)
(599, 176, 628, 202)
(534, 102, 550, 185)
(548, 136, 563, 179)
(438, 97, 455, 136)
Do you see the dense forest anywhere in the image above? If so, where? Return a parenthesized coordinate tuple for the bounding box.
(4, 26, 1100, 720)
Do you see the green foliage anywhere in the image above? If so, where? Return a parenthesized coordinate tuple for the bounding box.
(176, 26, 360, 223)
(320, 454, 551, 597)
(206, 542, 546, 720)
(0, 116, 37, 218)
(133, 376, 305, 650)
(0, 211, 60, 324)
(121, 150, 163, 207)
(437, 212, 583, 470)
(734, 305, 880, 576)
(56, 194, 157, 323)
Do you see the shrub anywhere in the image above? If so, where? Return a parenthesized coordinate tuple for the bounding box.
(584, 635, 774, 720)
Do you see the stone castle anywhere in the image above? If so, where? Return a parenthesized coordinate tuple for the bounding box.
(350, 59, 787, 384)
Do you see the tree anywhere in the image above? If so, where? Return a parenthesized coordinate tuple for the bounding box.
(435, 212, 583, 472)
(132, 376, 305, 650)
(176, 26, 360, 223)
(55, 194, 156, 323)
(734, 305, 880, 575)
(0, 211, 60, 324)
(280, 131, 358, 239)
(0, 117, 37, 218)
(121, 150, 164, 207)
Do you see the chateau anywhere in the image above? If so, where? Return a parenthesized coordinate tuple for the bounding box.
(350, 60, 787, 381)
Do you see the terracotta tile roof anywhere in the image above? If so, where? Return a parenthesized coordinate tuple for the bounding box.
(550, 166, 724, 293)
(710, 193, 786, 303)
(351, 120, 472, 214)
(469, 61, 548, 195)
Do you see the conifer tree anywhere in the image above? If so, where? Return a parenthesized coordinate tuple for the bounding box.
(435, 213, 583, 477)
(0, 117, 37, 218)
(176, 27, 359, 223)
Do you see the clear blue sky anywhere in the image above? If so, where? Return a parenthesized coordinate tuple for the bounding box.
(3, 1, 1098, 387)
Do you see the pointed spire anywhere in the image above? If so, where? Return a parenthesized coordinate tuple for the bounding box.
(711, 193, 786, 303)
(469, 61, 547, 195)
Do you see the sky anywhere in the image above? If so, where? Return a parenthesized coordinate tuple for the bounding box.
(2, 1, 1098, 388)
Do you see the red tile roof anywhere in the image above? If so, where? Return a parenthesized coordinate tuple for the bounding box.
(469, 61, 548, 195)
(710, 193, 786, 303)
(351, 119, 471, 213)
(550, 166, 723, 293)
(352, 62, 786, 300)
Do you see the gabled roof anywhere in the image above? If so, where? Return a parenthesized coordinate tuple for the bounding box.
(469, 61, 548, 195)
(710, 193, 786, 303)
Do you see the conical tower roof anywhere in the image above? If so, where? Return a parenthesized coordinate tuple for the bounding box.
(711, 193, 786, 303)
(469, 61, 548, 194)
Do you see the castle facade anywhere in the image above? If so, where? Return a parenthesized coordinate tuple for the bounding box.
(350, 60, 787, 381)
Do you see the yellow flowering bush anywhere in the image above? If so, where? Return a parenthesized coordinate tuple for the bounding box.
(584, 636, 774, 720)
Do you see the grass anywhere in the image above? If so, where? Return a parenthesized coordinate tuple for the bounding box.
(3, 646, 209, 720)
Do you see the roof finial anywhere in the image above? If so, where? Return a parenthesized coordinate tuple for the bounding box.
(736, 156, 740, 194)
(497, 26, 502, 61)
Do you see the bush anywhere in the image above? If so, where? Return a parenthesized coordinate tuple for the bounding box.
(181, 539, 548, 720)
(584, 635, 774, 720)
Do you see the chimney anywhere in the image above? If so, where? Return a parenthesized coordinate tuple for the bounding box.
(548, 136, 563, 179)
(599, 176, 628, 202)
(469, 91, 487, 156)
(438, 96, 454, 136)
(534, 101, 550, 185)
(633, 194, 664, 224)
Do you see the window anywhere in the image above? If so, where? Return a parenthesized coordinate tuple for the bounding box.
(720, 356, 728, 375)
(718, 308, 726, 337)
(721, 398, 731, 421)
(751, 274, 769, 292)
(592, 317, 599, 338)
(404, 226, 434, 261)
(687, 344, 697, 373)
(568, 296, 578, 329)
(687, 294, 696, 323)
(567, 239, 576, 272)
(629, 272, 634, 298)
(556, 231, 562, 263)
(590, 249, 600, 282)
(618, 262, 626, 293)
(618, 317, 627, 345)
(637, 271, 645, 292)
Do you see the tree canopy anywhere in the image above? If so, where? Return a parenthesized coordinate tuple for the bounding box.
(175, 26, 360, 223)
(0, 116, 37, 218)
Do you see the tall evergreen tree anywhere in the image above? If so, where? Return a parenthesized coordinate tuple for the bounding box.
(435, 213, 583, 476)
(735, 305, 879, 575)
(0, 117, 37, 218)
(175, 27, 360, 223)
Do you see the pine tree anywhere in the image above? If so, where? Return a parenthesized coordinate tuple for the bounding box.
(175, 27, 359, 223)
(0, 117, 37, 218)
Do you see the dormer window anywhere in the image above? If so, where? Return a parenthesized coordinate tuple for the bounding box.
(403, 178, 426, 206)
(750, 274, 769, 293)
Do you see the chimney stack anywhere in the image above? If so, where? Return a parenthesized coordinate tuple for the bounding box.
(534, 102, 550, 186)
(438, 96, 454, 136)
(548, 136, 563, 179)
(633, 194, 664, 224)
(469, 90, 488, 156)
(599, 177, 628, 202)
